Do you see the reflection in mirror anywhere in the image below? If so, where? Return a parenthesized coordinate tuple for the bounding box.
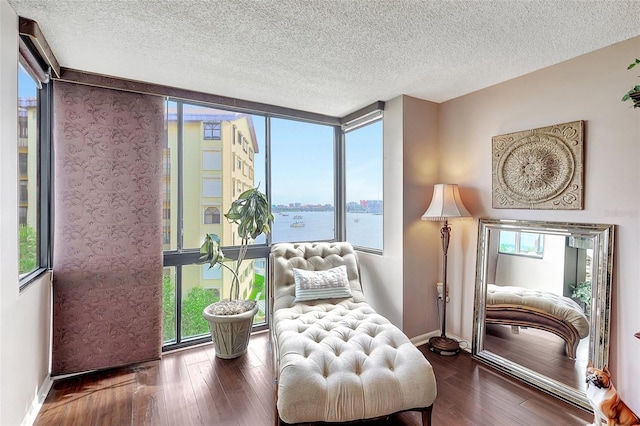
(472, 219, 614, 410)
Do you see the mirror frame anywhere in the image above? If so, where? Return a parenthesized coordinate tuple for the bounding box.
(472, 218, 614, 410)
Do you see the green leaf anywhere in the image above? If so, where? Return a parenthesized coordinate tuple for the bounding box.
(237, 188, 253, 199)
(223, 186, 273, 240)
(199, 233, 226, 268)
(206, 187, 273, 301)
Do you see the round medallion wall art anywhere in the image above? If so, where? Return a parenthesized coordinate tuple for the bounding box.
(492, 120, 584, 210)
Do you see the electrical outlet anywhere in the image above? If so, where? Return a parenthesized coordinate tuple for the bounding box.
(436, 282, 449, 302)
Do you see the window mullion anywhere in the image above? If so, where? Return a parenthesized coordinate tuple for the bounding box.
(177, 101, 184, 251)
(175, 265, 183, 345)
(40, 77, 53, 270)
(335, 126, 346, 241)
(175, 101, 184, 344)
(265, 116, 272, 246)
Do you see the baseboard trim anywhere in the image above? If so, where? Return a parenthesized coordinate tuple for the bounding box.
(21, 374, 53, 426)
(411, 331, 471, 353)
(410, 330, 441, 347)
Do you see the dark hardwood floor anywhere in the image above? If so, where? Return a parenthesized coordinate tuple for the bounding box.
(484, 323, 589, 392)
(35, 330, 592, 426)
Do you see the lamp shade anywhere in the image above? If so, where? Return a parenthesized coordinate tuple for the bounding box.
(421, 184, 470, 221)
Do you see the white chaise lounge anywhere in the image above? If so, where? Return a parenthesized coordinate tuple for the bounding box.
(269, 242, 437, 425)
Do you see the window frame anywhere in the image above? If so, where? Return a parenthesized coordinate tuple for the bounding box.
(498, 230, 545, 259)
(203, 206, 221, 224)
(161, 98, 383, 351)
(202, 149, 222, 170)
(202, 177, 222, 198)
(19, 180, 29, 204)
(18, 57, 52, 291)
(19, 152, 28, 176)
(342, 115, 384, 254)
(203, 121, 221, 140)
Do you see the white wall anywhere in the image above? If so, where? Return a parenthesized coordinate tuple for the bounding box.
(438, 36, 640, 411)
(359, 96, 405, 327)
(401, 96, 442, 339)
(359, 94, 443, 338)
(495, 233, 566, 294)
(0, 1, 52, 424)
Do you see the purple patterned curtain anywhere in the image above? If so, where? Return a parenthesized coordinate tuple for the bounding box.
(52, 81, 164, 375)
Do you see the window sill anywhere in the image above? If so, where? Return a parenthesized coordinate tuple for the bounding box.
(19, 268, 51, 293)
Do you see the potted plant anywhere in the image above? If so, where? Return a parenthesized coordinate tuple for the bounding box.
(570, 280, 591, 317)
(200, 186, 273, 359)
(621, 58, 640, 108)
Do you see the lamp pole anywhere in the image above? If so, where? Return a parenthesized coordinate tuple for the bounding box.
(421, 183, 469, 355)
(439, 219, 450, 338)
(428, 218, 460, 355)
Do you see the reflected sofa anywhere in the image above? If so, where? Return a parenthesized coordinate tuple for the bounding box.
(486, 283, 589, 358)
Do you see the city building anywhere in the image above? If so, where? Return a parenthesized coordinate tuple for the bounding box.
(17, 97, 38, 276)
(164, 106, 259, 301)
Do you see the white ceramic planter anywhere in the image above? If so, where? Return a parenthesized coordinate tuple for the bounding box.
(202, 304, 259, 359)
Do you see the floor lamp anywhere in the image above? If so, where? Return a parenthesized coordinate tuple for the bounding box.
(421, 184, 470, 355)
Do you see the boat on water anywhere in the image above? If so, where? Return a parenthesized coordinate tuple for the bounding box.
(280, 213, 289, 216)
(290, 221, 305, 228)
(293, 215, 303, 219)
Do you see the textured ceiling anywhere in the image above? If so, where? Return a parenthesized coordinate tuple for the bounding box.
(8, 0, 640, 117)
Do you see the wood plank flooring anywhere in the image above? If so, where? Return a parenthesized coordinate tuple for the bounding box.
(35, 330, 592, 426)
(484, 323, 589, 391)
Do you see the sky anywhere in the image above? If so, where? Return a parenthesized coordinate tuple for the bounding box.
(344, 122, 383, 203)
(252, 116, 383, 206)
(18, 65, 38, 98)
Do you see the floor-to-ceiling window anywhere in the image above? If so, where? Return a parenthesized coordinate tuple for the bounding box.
(162, 101, 269, 347)
(271, 118, 336, 243)
(162, 98, 382, 349)
(18, 41, 52, 289)
(345, 118, 383, 252)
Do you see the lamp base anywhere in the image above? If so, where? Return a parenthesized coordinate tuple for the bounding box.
(428, 336, 460, 356)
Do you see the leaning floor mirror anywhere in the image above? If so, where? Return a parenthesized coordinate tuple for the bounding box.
(472, 219, 614, 410)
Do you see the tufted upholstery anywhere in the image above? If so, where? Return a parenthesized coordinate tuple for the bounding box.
(270, 242, 437, 425)
(271, 242, 366, 312)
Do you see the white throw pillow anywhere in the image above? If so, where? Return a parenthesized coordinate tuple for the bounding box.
(293, 265, 352, 303)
